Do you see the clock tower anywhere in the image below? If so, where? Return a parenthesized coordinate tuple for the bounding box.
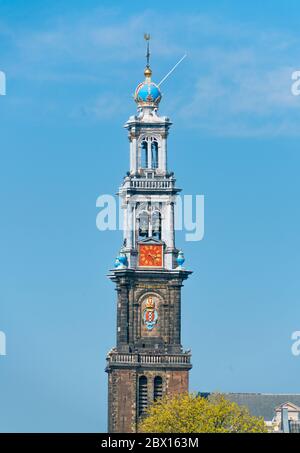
(106, 38, 192, 433)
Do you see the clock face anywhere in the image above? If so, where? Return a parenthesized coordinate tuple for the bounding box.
(139, 244, 163, 267)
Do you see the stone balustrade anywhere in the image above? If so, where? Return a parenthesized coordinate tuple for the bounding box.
(106, 351, 191, 366)
(129, 179, 174, 190)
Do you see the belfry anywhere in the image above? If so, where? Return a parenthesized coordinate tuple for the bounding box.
(106, 36, 192, 433)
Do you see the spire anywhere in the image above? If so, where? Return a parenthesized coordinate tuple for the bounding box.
(134, 34, 161, 108)
(144, 33, 152, 79)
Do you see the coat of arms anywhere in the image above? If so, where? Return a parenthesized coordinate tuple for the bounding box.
(143, 296, 158, 331)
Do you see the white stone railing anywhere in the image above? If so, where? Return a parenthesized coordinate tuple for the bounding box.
(130, 179, 174, 190)
(107, 352, 191, 365)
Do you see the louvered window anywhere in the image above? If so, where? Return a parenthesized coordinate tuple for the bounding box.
(138, 376, 148, 416)
(153, 376, 163, 401)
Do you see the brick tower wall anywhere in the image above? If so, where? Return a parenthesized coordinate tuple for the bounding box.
(107, 367, 190, 433)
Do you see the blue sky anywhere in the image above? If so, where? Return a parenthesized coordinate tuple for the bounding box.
(0, 0, 300, 432)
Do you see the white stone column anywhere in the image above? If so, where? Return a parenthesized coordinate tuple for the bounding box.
(158, 141, 162, 172)
(162, 202, 169, 247)
(148, 141, 152, 169)
(132, 137, 137, 173)
(161, 136, 167, 172)
(123, 201, 128, 243)
(133, 204, 136, 248)
(127, 203, 133, 249)
(169, 201, 175, 249)
(165, 137, 168, 172)
(129, 139, 133, 173)
(162, 201, 174, 249)
(149, 209, 153, 237)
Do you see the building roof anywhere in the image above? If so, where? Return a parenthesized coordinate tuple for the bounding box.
(199, 393, 300, 421)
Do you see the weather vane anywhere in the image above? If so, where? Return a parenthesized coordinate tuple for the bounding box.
(144, 33, 150, 68)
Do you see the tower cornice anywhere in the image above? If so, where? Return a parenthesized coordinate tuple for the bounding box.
(125, 117, 172, 130)
(108, 268, 192, 283)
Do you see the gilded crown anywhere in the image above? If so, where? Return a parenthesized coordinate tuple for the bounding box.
(145, 297, 155, 309)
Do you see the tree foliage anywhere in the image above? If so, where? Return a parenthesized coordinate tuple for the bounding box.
(138, 393, 267, 433)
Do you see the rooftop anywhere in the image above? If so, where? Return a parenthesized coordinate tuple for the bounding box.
(199, 393, 300, 421)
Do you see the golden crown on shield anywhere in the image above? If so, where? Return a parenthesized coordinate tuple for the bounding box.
(145, 296, 155, 309)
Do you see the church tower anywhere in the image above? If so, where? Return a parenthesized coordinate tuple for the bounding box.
(106, 36, 192, 433)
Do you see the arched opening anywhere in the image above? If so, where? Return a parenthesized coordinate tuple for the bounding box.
(141, 141, 148, 168)
(138, 376, 148, 416)
(138, 211, 149, 240)
(152, 211, 161, 240)
(153, 376, 163, 401)
(151, 140, 158, 169)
